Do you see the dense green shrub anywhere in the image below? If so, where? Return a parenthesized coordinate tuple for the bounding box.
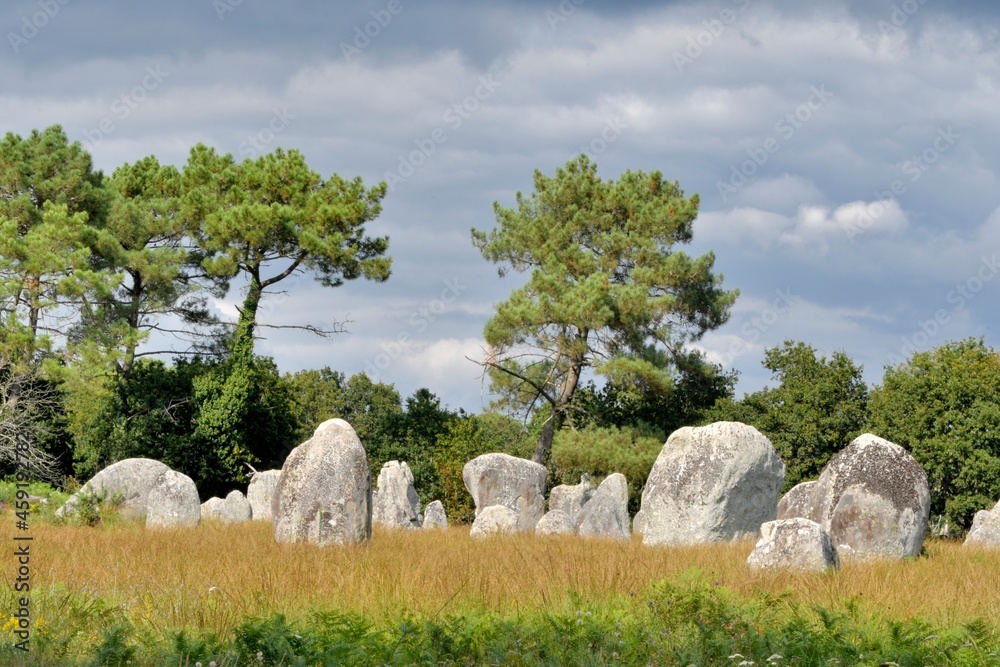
(867, 338, 1000, 531)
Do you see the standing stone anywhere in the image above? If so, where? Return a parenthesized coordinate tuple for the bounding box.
(247, 470, 281, 520)
(56, 458, 171, 519)
(201, 497, 224, 519)
(146, 470, 201, 528)
(202, 490, 252, 523)
(747, 518, 840, 572)
(535, 509, 574, 536)
(807, 433, 930, 559)
(469, 505, 519, 538)
(777, 481, 818, 520)
(463, 453, 547, 531)
(372, 461, 422, 529)
(964, 501, 1000, 548)
(272, 419, 372, 547)
(575, 473, 630, 541)
(549, 474, 595, 526)
(635, 422, 786, 546)
(422, 500, 448, 530)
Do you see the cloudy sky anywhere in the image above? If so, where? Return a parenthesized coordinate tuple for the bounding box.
(3, 0, 1000, 413)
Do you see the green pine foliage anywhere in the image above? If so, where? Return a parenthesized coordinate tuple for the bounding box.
(472, 154, 738, 462)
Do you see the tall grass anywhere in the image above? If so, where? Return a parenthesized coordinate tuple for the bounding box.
(9, 519, 1000, 635)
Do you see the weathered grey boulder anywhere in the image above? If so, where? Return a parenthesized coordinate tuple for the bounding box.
(469, 505, 519, 538)
(535, 509, 574, 536)
(201, 497, 224, 519)
(576, 473, 630, 541)
(777, 481, 818, 520)
(56, 458, 171, 519)
(964, 502, 1000, 548)
(463, 453, 547, 531)
(201, 490, 252, 524)
(549, 475, 595, 526)
(747, 518, 840, 572)
(146, 469, 201, 528)
(372, 461, 422, 529)
(807, 433, 930, 559)
(272, 418, 372, 547)
(422, 500, 448, 530)
(634, 422, 786, 546)
(247, 470, 281, 520)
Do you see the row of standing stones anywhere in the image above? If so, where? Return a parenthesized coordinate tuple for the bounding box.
(54, 419, 1000, 571)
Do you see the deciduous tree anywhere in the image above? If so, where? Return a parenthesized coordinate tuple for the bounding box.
(867, 337, 1000, 531)
(706, 341, 868, 491)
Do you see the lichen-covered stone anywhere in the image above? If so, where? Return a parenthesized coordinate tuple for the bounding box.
(247, 470, 281, 520)
(146, 469, 201, 529)
(202, 490, 252, 523)
(549, 475, 594, 526)
(964, 501, 1000, 548)
(56, 458, 171, 520)
(469, 505, 519, 538)
(463, 453, 546, 531)
(272, 419, 372, 547)
(807, 433, 930, 559)
(422, 500, 448, 530)
(635, 422, 786, 546)
(372, 461, 422, 529)
(535, 509, 573, 536)
(747, 518, 839, 572)
(777, 481, 818, 520)
(575, 473, 630, 541)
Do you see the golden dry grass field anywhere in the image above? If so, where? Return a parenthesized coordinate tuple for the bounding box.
(15, 519, 1000, 639)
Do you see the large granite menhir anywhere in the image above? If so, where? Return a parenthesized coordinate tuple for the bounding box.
(806, 433, 930, 560)
(247, 469, 281, 520)
(372, 460, 422, 529)
(272, 419, 372, 547)
(56, 458, 171, 520)
(634, 421, 786, 546)
(463, 453, 547, 532)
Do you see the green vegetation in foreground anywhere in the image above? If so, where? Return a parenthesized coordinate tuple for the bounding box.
(2, 572, 997, 666)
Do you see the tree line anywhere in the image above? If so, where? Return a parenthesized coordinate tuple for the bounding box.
(1, 127, 997, 533)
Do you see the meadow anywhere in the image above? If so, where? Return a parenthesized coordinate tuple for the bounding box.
(2, 516, 1000, 666)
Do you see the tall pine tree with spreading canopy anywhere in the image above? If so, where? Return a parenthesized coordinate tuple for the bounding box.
(178, 145, 392, 484)
(0, 125, 113, 364)
(472, 155, 738, 463)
